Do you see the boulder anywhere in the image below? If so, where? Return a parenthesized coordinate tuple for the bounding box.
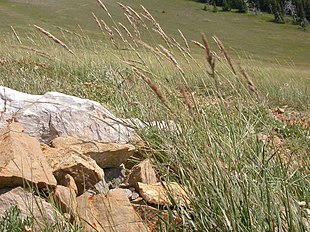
(126, 159, 157, 189)
(51, 136, 136, 168)
(93, 180, 110, 194)
(41, 145, 108, 195)
(137, 182, 190, 206)
(0, 123, 57, 189)
(0, 187, 59, 230)
(53, 185, 77, 219)
(0, 86, 137, 144)
(61, 173, 78, 195)
(77, 189, 148, 232)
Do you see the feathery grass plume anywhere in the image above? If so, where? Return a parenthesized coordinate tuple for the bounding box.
(140, 5, 171, 45)
(178, 84, 193, 116)
(156, 25, 171, 45)
(34, 25, 74, 55)
(135, 40, 164, 63)
(201, 33, 215, 76)
(127, 6, 143, 22)
(96, 0, 112, 18)
(140, 13, 154, 25)
(100, 20, 115, 45)
(118, 22, 133, 39)
(134, 49, 145, 65)
(239, 65, 259, 98)
(117, 2, 130, 14)
(56, 26, 86, 38)
(159, 44, 184, 75)
(140, 5, 157, 24)
(152, 28, 170, 46)
(10, 26, 22, 45)
(191, 40, 206, 50)
(178, 29, 190, 51)
(112, 26, 127, 43)
(91, 12, 103, 32)
(127, 6, 148, 29)
(133, 68, 171, 110)
(124, 13, 135, 28)
(212, 35, 236, 75)
(100, 19, 113, 35)
(170, 37, 190, 64)
(124, 13, 141, 39)
(155, 47, 169, 60)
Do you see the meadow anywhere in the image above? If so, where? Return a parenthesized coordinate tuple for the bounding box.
(0, 0, 309, 231)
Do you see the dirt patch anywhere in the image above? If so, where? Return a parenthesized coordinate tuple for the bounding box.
(270, 107, 310, 130)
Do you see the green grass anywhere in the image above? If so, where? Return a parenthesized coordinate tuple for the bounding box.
(1, 0, 310, 69)
(0, 0, 309, 231)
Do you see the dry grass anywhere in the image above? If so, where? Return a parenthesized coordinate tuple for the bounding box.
(0, 2, 309, 231)
(34, 25, 74, 55)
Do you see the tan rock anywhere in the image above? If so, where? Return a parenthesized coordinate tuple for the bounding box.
(0, 187, 60, 230)
(137, 182, 190, 206)
(53, 185, 77, 219)
(42, 145, 107, 195)
(51, 136, 136, 168)
(62, 173, 78, 195)
(0, 123, 57, 189)
(77, 189, 149, 232)
(126, 159, 157, 188)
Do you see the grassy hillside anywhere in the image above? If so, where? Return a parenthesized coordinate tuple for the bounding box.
(0, 0, 309, 231)
(1, 0, 310, 69)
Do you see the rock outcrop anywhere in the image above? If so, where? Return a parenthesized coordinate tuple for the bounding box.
(0, 87, 192, 232)
(0, 86, 136, 144)
(51, 136, 136, 168)
(41, 145, 108, 195)
(137, 182, 190, 206)
(126, 159, 157, 188)
(0, 123, 57, 189)
(53, 185, 77, 219)
(0, 187, 60, 230)
(77, 189, 148, 232)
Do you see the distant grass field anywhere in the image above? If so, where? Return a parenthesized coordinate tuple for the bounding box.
(1, 0, 310, 69)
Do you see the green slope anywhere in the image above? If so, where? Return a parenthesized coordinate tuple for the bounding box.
(0, 0, 310, 69)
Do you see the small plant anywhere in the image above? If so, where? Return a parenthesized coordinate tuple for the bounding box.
(0, 205, 33, 232)
(212, 2, 219, 12)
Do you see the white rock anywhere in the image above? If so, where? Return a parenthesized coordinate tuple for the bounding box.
(0, 86, 135, 144)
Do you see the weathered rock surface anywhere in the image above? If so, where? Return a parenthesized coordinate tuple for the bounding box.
(41, 145, 108, 195)
(61, 173, 78, 195)
(0, 187, 59, 230)
(77, 189, 149, 232)
(137, 182, 190, 206)
(126, 159, 157, 189)
(0, 123, 57, 189)
(53, 185, 77, 217)
(51, 136, 136, 168)
(0, 86, 136, 144)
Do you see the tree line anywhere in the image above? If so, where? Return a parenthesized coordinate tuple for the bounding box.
(196, 0, 309, 29)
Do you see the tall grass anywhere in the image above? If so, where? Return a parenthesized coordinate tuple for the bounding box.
(0, 2, 309, 231)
